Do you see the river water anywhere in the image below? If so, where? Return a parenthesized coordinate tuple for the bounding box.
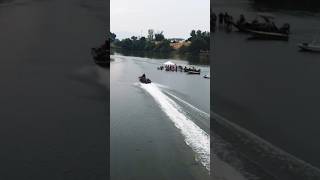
(0, 0, 108, 179)
(213, 0, 320, 179)
(110, 53, 210, 180)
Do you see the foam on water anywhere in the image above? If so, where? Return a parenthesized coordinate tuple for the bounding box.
(139, 83, 210, 171)
(165, 91, 210, 119)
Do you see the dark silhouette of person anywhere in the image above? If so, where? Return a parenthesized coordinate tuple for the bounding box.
(219, 13, 224, 25)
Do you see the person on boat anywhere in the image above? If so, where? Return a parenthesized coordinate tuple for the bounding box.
(279, 23, 290, 34)
(226, 16, 233, 31)
(271, 22, 278, 32)
(211, 12, 217, 31)
(139, 73, 152, 84)
(252, 18, 259, 25)
(140, 73, 146, 80)
(224, 12, 229, 21)
(237, 14, 246, 25)
(218, 13, 224, 25)
(224, 12, 229, 26)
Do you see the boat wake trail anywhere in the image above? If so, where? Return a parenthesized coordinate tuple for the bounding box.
(139, 83, 210, 172)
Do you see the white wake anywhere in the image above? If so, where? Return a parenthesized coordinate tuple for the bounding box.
(140, 83, 210, 171)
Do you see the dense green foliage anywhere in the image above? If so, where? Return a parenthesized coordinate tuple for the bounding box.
(111, 29, 210, 54)
(108, 32, 116, 43)
(185, 30, 210, 53)
(154, 31, 165, 41)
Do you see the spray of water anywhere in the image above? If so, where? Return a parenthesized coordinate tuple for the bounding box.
(139, 83, 210, 171)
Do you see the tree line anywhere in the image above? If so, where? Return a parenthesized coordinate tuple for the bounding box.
(109, 29, 210, 54)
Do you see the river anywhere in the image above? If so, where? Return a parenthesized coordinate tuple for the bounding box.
(110, 52, 210, 180)
(213, 0, 320, 179)
(0, 0, 108, 179)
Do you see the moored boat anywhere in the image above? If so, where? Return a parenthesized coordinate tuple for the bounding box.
(248, 30, 289, 41)
(203, 75, 210, 79)
(232, 13, 290, 39)
(298, 43, 320, 52)
(188, 71, 201, 75)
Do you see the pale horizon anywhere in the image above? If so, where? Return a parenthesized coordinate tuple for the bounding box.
(110, 0, 210, 40)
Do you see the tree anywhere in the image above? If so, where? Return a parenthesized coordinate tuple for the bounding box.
(154, 31, 165, 41)
(131, 36, 138, 41)
(187, 30, 210, 53)
(121, 38, 133, 50)
(190, 30, 196, 39)
(109, 32, 116, 43)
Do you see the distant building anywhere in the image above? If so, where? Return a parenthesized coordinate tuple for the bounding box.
(170, 40, 191, 50)
(168, 38, 185, 43)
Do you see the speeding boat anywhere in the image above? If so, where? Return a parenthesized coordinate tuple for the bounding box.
(139, 77, 152, 84)
(139, 74, 152, 84)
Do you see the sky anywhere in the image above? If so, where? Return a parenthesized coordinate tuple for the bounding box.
(110, 0, 210, 39)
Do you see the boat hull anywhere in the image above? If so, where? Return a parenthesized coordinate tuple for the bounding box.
(187, 71, 201, 75)
(139, 77, 152, 84)
(248, 30, 289, 41)
(233, 22, 289, 41)
(298, 43, 320, 52)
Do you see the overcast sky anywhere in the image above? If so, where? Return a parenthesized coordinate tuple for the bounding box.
(110, 0, 210, 39)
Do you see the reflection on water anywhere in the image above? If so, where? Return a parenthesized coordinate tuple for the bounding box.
(112, 49, 210, 65)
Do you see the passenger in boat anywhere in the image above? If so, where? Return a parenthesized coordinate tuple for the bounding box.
(139, 73, 152, 84)
(252, 18, 259, 25)
(271, 22, 278, 32)
(218, 13, 224, 25)
(226, 16, 233, 31)
(238, 14, 246, 25)
(211, 12, 217, 31)
(224, 12, 229, 26)
(279, 23, 290, 34)
(223, 12, 228, 21)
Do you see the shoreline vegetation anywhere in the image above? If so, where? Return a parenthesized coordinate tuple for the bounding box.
(109, 30, 210, 56)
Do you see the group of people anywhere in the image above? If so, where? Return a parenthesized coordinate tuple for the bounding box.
(211, 12, 234, 32)
(157, 64, 182, 72)
(211, 12, 290, 35)
(157, 65, 201, 73)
